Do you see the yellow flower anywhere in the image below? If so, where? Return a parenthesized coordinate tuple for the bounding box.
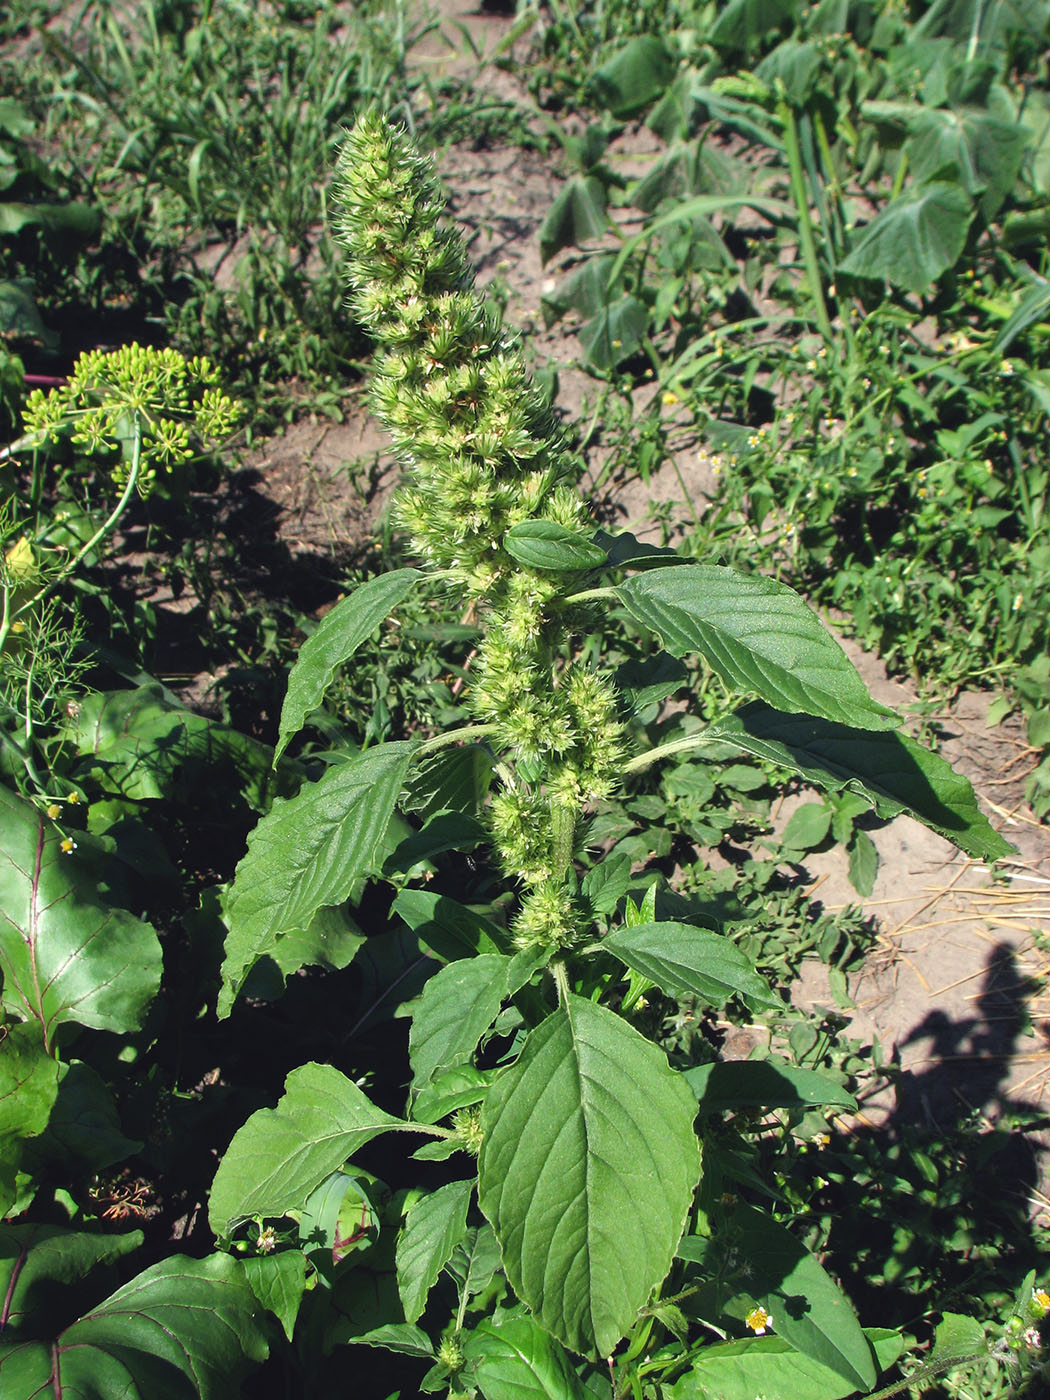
(661, 390, 679, 406)
(60, 837, 77, 855)
(46, 803, 61, 820)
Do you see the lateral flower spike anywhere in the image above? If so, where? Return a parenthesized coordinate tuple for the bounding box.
(334, 113, 626, 932)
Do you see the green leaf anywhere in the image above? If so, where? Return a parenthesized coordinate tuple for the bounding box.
(604, 921, 777, 1010)
(684, 1058, 856, 1114)
(66, 685, 280, 811)
(904, 109, 1028, 220)
(503, 521, 607, 571)
(242, 1252, 307, 1343)
(580, 853, 632, 914)
(23, 1060, 139, 1172)
(218, 742, 414, 1016)
(839, 182, 974, 292)
(409, 954, 511, 1091)
(464, 1315, 590, 1399)
(402, 745, 494, 820)
(706, 703, 1014, 862)
(780, 802, 832, 852)
(0, 1253, 268, 1398)
(848, 830, 879, 897)
(478, 995, 700, 1357)
(0, 782, 162, 1052)
(591, 36, 673, 118)
(354, 1323, 435, 1357)
(539, 176, 609, 264)
(617, 567, 898, 730)
(732, 1204, 876, 1391)
(412, 1066, 494, 1124)
(669, 1329, 904, 1400)
(274, 569, 421, 763)
(396, 1178, 473, 1323)
(579, 294, 650, 370)
(0, 1024, 60, 1211)
(393, 889, 510, 959)
(447, 1224, 502, 1303)
(930, 1311, 987, 1363)
(0, 1226, 144, 1336)
(209, 1062, 408, 1237)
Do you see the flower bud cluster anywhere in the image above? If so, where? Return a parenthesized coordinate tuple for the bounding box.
(335, 114, 628, 946)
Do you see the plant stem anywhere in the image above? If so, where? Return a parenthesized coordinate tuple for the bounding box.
(623, 732, 716, 775)
(3, 418, 143, 653)
(414, 723, 498, 757)
(562, 586, 617, 606)
(778, 99, 834, 346)
(861, 1350, 987, 1400)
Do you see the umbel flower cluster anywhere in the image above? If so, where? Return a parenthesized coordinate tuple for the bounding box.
(22, 344, 241, 496)
(335, 113, 626, 941)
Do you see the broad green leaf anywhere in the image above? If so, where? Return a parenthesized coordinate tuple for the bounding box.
(274, 569, 421, 763)
(383, 811, 487, 876)
(0, 1024, 60, 1210)
(464, 1315, 590, 1399)
(0, 200, 101, 237)
(732, 1204, 876, 1391)
(23, 1060, 139, 1172)
(447, 1224, 502, 1303)
(709, 0, 800, 52)
(503, 521, 607, 571)
(904, 109, 1028, 219)
(354, 1323, 435, 1356)
(539, 176, 609, 264)
(592, 36, 673, 118)
(409, 954, 511, 1091)
(248, 905, 366, 996)
(580, 853, 632, 915)
(243, 1252, 307, 1343)
(839, 182, 974, 292)
(209, 1062, 409, 1236)
(0, 1253, 268, 1398)
(396, 1178, 473, 1323)
(706, 703, 1013, 861)
(669, 1329, 904, 1400)
(219, 742, 414, 1016)
(930, 1311, 987, 1362)
(617, 567, 898, 730)
(66, 684, 280, 810)
(412, 1066, 494, 1124)
(0, 782, 162, 1052)
(478, 996, 700, 1357)
(0, 1226, 144, 1336)
(684, 1058, 856, 1114)
(393, 889, 510, 959)
(402, 745, 494, 819)
(780, 802, 832, 852)
(604, 921, 777, 1010)
(579, 294, 649, 370)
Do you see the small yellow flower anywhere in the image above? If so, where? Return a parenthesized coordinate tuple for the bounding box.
(67, 791, 81, 805)
(11, 620, 25, 634)
(60, 837, 77, 855)
(1033, 1288, 1050, 1314)
(46, 803, 62, 820)
(661, 390, 679, 406)
(806, 358, 818, 371)
(1000, 359, 1014, 376)
(746, 1305, 773, 1335)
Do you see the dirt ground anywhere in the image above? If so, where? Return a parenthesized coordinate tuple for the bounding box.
(237, 1, 1050, 1206)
